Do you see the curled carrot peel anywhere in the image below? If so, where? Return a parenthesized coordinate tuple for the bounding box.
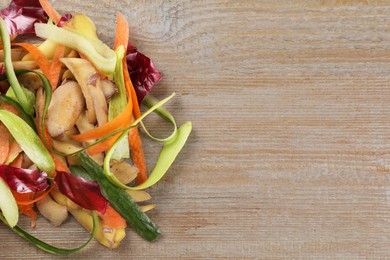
(0, 123, 10, 164)
(39, 0, 62, 24)
(48, 44, 65, 90)
(11, 43, 65, 90)
(122, 54, 146, 183)
(113, 12, 147, 183)
(11, 43, 64, 90)
(71, 101, 133, 141)
(52, 153, 70, 173)
(114, 12, 141, 116)
(11, 191, 37, 226)
(115, 12, 141, 118)
(98, 205, 127, 229)
(125, 61, 141, 118)
(87, 132, 123, 155)
(11, 43, 51, 76)
(129, 125, 147, 184)
(114, 12, 129, 52)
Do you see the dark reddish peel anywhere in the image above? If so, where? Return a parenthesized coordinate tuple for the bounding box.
(126, 42, 162, 104)
(0, 0, 47, 37)
(54, 171, 108, 214)
(0, 164, 108, 213)
(0, 164, 49, 193)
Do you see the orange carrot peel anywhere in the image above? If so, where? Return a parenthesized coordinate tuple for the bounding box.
(39, 0, 62, 24)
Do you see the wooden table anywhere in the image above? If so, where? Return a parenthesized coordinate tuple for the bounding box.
(1, 0, 390, 259)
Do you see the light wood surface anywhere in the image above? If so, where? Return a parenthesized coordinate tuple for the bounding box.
(1, 0, 390, 259)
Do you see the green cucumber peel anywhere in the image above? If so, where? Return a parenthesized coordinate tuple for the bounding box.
(0, 177, 18, 227)
(77, 153, 161, 241)
(34, 23, 116, 75)
(140, 95, 178, 143)
(0, 211, 98, 255)
(0, 109, 55, 175)
(0, 18, 34, 115)
(69, 165, 94, 182)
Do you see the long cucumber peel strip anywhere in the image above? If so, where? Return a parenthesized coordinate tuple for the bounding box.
(34, 23, 117, 76)
(140, 95, 177, 143)
(0, 18, 34, 115)
(0, 211, 98, 255)
(0, 110, 55, 175)
(0, 178, 18, 227)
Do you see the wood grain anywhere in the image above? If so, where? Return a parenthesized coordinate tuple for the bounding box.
(1, 0, 390, 258)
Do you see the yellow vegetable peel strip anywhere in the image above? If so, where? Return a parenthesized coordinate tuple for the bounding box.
(34, 23, 116, 75)
(139, 95, 177, 143)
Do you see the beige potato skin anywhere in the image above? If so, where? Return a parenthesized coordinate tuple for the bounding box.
(60, 58, 98, 125)
(46, 81, 85, 137)
(36, 195, 68, 227)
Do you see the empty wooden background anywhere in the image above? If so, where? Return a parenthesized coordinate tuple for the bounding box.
(1, 0, 390, 259)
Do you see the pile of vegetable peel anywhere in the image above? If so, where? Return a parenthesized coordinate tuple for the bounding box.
(0, 0, 191, 254)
